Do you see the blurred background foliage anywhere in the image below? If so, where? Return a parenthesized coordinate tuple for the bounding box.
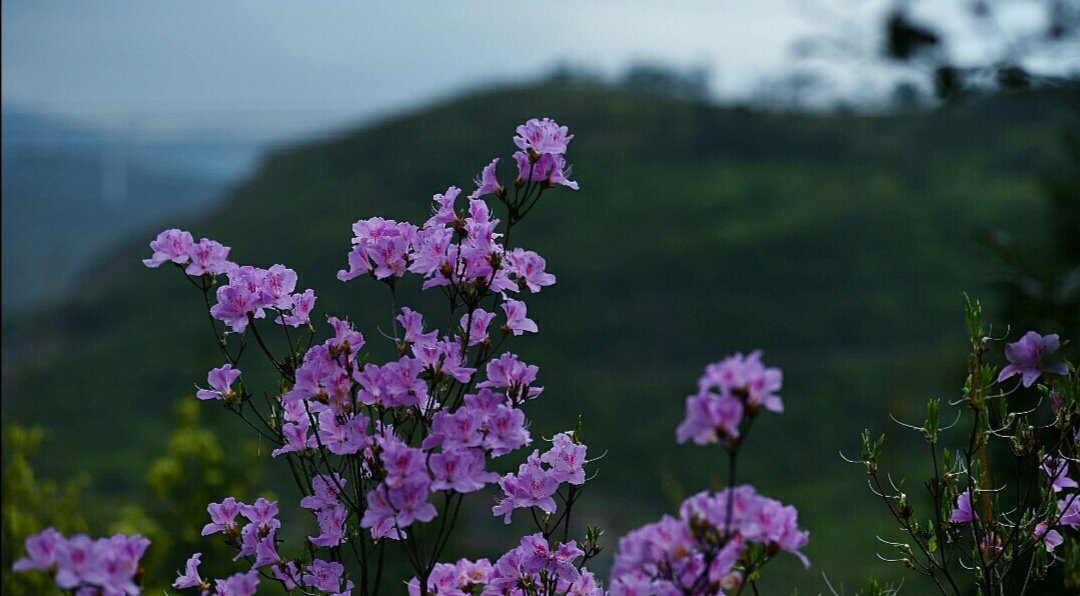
(1, 400, 262, 593)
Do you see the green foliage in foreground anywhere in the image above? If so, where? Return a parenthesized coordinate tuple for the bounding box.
(2, 425, 89, 594)
(3, 83, 1078, 591)
(1, 402, 262, 594)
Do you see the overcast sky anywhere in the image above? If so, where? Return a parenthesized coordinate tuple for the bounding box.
(2, 1, 1075, 138)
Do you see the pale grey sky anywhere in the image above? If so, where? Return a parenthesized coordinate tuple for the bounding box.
(2, 0, 1074, 137)
(0, 1, 869, 134)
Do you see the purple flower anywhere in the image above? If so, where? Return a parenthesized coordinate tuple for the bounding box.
(397, 307, 438, 344)
(389, 479, 438, 527)
(468, 158, 503, 200)
(501, 299, 538, 336)
(413, 337, 475, 383)
(567, 568, 604, 596)
(143, 228, 194, 267)
(252, 532, 281, 568)
(951, 490, 975, 523)
(456, 558, 493, 586)
(240, 497, 280, 533)
(234, 524, 259, 561)
(1034, 522, 1064, 552)
(172, 552, 208, 590)
(492, 452, 559, 523)
(337, 218, 418, 282)
(309, 502, 348, 547)
(83, 533, 150, 595)
(378, 435, 428, 488)
(371, 235, 410, 279)
(519, 533, 583, 582)
(196, 364, 241, 401)
(1059, 496, 1080, 528)
(1042, 456, 1078, 492)
(408, 562, 462, 596)
(514, 118, 573, 156)
(430, 447, 499, 493)
(185, 238, 232, 276)
(318, 410, 372, 456)
(540, 432, 587, 485)
(700, 351, 784, 413)
(487, 546, 529, 593)
(676, 392, 743, 445)
(513, 151, 578, 190)
(259, 264, 298, 310)
(215, 570, 259, 596)
(504, 248, 556, 293)
(337, 244, 372, 281)
(460, 309, 496, 346)
(360, 485, 403, 540)
(425, 186, 462, 228)
(483, 404, 531, 457)
(276, 289, 317, 327)
(272, 561, 301, 591)
(380, 356, 429, 408)
(201, 497, 243, 536)
(303, 559, 349, 593)
(329, 316, 365, 352)
(612, 486, 809, 589)
(997, 331, 1068, 387)
(12, 527, 63, 572)
(424, 407, 484, 451)
(408, 227, 452, 281)
(300, 473, 346, 511)
(209, 283, 260, 333)
(479, 353, 543, 403)
(53, 534, 98, 589)
(271, 419, 316, 458)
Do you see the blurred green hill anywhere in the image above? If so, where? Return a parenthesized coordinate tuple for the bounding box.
(3, 82, 1078, 591)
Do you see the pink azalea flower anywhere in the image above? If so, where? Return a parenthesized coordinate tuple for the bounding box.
(997, 331, 1068, 387)
(468, 158, 503, 199)
(501, 299, 538, 336)
(196, 364, 241, 401)
(185, 238, 232, 276)
(143, 228, 194, 267)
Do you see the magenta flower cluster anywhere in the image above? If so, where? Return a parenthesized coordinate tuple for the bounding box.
(492, 431, 588, 523)
(510, 118, 578, 190)
(139, 117, 593, 595)
(676, 351, 783, 446)
(142, 229, 233, 276)
(610, 486, 809, 594)
(210, 264, 316, 333)
(408, 533, 603, 596)
(13, 528, 150, 595)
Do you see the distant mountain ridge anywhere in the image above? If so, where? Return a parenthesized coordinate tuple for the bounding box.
(0, 108, 269, 314)
(4, 83, 1077, 589)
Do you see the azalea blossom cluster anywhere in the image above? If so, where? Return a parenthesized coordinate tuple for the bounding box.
(492, 431, 588, 523)
(144, 226, 317, 335)
(853, 316, 1079, 594)
(141, 117, 593, 595)
(608, 352, 808, 595)
(407, 533, 603, 596)
(610, 486, 809, 594)
(12, 528, 150, 595)
(676, 351, 783, 447)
